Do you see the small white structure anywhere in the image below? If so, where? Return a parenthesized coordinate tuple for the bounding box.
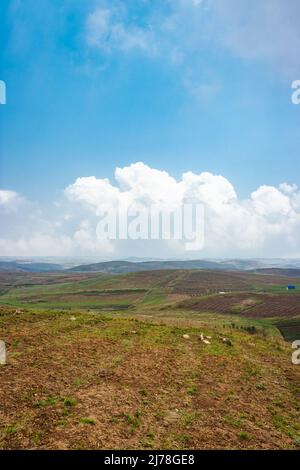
(0, 341, 6, 365)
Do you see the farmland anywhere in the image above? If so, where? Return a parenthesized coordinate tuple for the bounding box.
(0, 268, 300, 449)
(179, 292, 300, 319)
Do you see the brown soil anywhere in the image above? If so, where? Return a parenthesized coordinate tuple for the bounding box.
(1, 308, 300, 450)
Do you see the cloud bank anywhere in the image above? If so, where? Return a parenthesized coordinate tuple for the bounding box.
(1, 162, 300, 258)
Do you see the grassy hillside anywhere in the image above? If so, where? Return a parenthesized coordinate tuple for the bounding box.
(1, 268, 300, 449)
(1, 307, 300, 450)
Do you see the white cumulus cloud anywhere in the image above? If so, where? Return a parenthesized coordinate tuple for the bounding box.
(1, 162, 300, 257)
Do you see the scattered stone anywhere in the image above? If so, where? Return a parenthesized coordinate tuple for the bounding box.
(199, 333, 211, 344)
(70, 316, 76, 321)
(183, 334, 190, 340)
(131, 330, 137, 334)
(222, 337, 232, 346)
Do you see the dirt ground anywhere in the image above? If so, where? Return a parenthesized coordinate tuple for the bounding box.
(1, 307, 300, 450)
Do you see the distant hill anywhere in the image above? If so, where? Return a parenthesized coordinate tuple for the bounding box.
(0, 261, 63, 273)
(251, 268, 300, 277)
(68, 259, 246, 273)
(1, 258, 300, 274)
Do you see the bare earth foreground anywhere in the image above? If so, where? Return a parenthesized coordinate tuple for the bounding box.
(0, 269, 300, 449)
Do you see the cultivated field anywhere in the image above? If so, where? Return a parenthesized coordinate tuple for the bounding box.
(179, 292, 300, 319)
(1, 269, 300, 449)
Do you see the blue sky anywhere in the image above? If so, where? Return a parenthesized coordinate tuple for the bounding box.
(0, 0, 300, 257)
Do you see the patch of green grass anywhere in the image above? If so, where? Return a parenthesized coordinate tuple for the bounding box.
(224, 414, 245, 429)
(269, 411, 300, 445)
(272, 396, 285, 409)
(181, 412, 197, 426)
(276, 317, 300, 342)
(33, 396, 58, 407)
(272, 413, 289, 430)
(124, 411, 142, 431)
(63, 397, 77, 407)
(186, 384, 198, 396)
(238, 431, 251, 441)
(73, 378, 85, 387)
(4, 425, 18, 434)
(141, 289, 166, 306)
(255, 285, 300, 294)
(56, 419, 68, 427)
(32, 431, 43, 445)
(79, 417, 96, 425)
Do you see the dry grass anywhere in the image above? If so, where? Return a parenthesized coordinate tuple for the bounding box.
(1, 307, 300, 450)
